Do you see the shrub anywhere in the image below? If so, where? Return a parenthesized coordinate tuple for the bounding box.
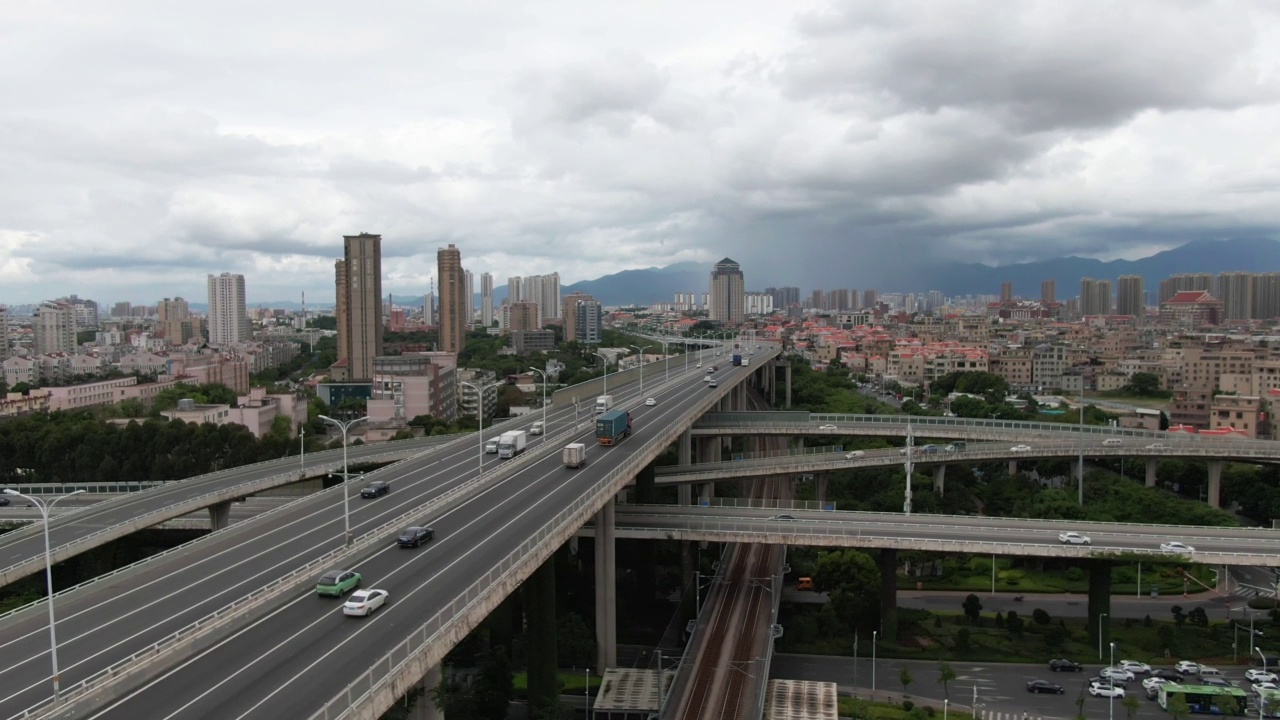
(956, 628, 971, 651)
(1032, 608, 1052, 625)
(902, 700, 915, 711)
(1249, 597, 1279, 610)
(1065, 567, 1085, 582)
(1144, 615, 1153, 627)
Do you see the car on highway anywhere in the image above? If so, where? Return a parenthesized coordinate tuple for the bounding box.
(1201, 677, 1235, 689)
(1246, 669, 1279, 684)
(1251, 681, 1280, 694)
(1142, 676, 1174, 691)
(485, 439, 499, 453)
(1100, 666, 1135, 682)
(1160, 541, 1195, 553)
(696, 362, 702, 368)
(1103, 438, 1124, 446)
(1089, 676, 1127, 689)
(1118, 660, 1152, 675)
(770, 514, 796, 521)
(360, 481, 391, 498)
(645, 397, 656, 406)
(1025, 680, 1064, 694)
(845, 450, 865, 459)
(0, 496, 9, 506)
(1088, 682, 1125, 698)
(316, 569, 362, 597)
(1145, 443, 1171, 450)
(342, 589, 388, 617)
(817, 424, 837, 430)
(943, 444, 958, 452)
(1058, 531, 1092, 545)
(1010, 444, 1033, 452)
(1049, 658, 1083, 672)
(1174, 660, 1201, 675)
(1150, 669, 1182, 682)
(397, 526, 434, 548)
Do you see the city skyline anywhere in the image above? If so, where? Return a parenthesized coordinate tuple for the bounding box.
(4, 2, 1280, 302)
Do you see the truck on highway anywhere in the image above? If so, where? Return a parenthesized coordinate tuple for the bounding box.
(563, 443, 587, 468)
(732, 353, 742, 366)
(497, 430, 527, 459)
(595, 410, 632, 446)
(594, 394, 613, 414)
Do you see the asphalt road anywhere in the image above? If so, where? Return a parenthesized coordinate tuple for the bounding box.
(8, 354, 771, 720)
(771, 654, 1267, 720)
(784, 589, 1242, 621)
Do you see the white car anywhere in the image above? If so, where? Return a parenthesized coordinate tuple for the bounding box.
(1160, 541, 1195, 553)
(1010, 444, 1033, 452)
(1059, 531, 1092, 545)
(1145, 443, 1171, 450)
(696, 363, 702, 368)
(1174, 660, 1201, 675)
(1246, 669, 1278, 684)
(342, 589, 389, 617)
(645, 397, 656, 406)
(1142, 676, 1173, 691)
(818, 424, 837, 430)
(845, 450, 865, 459)
(1119, 660, 1152, 675)
(1089, 683, 1126, 698)
(943, 444, 958, 452)
(1100, 667, 1135, 682)
(1252, 681, 1280, 694)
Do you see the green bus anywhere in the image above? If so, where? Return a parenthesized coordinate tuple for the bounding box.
(1158, 684, 1248, 715)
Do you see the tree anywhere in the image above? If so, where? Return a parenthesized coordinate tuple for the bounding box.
(813, 549, 881, 633)
(936, 662, 956, 701)
(962, 593, 983, 625)
(1166, 693, 1191, 720)
(899, 667, 913, 698)
(1187, 607, 1209, 627)
(955, 627, 971, 651)
(1005, 609, 1024, 635)
(1121, 692, 1141, 720)
(1032, 608, 1052, 625)
(472, 647, 514, 720)
(1124, 372, 1162, 396)
(1171, 605, 1186, 627)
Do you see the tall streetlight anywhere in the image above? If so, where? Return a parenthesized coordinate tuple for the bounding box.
(298, 425, 306, 477)
(872, 630, 878, 693)
(630, 344, 651, 397)
(528, 367, 548, 434)
(459, 382, 496, 477)
(318, 414, 367, 547)
(1078, 389, 1087, 506)
(1108, 641, 1116, 720)
(4, 488, 85, 702)
(654, 338, 671, 383)
(593, 351, 611, 398)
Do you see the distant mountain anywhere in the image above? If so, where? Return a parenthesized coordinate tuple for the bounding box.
(907, 238, 1280, 297)
(562, 262, 708, 306)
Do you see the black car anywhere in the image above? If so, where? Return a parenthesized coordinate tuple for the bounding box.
(0, 496, 10, 507)
(1089, 676, 1127, 688)
(397, 526, 434, 548)
(1151, 669, 1182, 682)
(1049, 659, 1083, 672)
(1200, 677, 1234, 688)
(360, 481, 390, 498)
(1026, 680, 1065, 694)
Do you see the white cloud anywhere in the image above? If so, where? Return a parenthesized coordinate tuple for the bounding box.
(1, 0, 1279, 303)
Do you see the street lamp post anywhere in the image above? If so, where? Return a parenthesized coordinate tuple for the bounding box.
(318, 415, 367, 546)
(298, 426, 306, 477)
(872, 630, 878, 694)
(630, 344, 652, 396)
(1078, 392, 1086, 506)
(585, 667, 592, 720)
(4, 488, 85, 703)
(1098, 612, 1108, 659)
(1109, 641, 1116, 720)
(593, 351, 610, 398)
(657, 338, 671, 383)
(459, 382, 494, 477)
(528, 367, 548, 434)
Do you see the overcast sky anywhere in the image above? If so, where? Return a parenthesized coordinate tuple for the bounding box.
(3, 0, 1279, 304)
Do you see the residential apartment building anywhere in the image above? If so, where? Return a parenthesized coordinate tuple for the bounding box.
(437, 244, 467, 353)
(456, 369, 498, 422)
(708, 258, 745, 324)
(332, 233, 384, 381)
(1209, 394, 1266, 439)
(157, 297, 192, 346)
(480, 272, 495, 327)
(0, 305, 9, 362)
(1217, 272, 1255, 321)
(506, 301, 541, 333)
(369, 353, 458, 424)
(563, 293, 602, 344)
(1079, 278, 1113, 316)
(207, 273, 249, 348)
(33, 301, 77, 355)
(511, 330, 555, 354)
(1116, 275, 1144, 317)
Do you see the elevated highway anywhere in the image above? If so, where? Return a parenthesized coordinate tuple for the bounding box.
(0, 350, 779, 720)
(605, 505, 1280, 566)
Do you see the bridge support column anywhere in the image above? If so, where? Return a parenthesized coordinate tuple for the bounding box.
(1145, 458, 1158, 487)
(208, 501, 232, 531)
(408, 665, 443, 720)
(815, 476, 828, 504)
(737, 383, 747, 410)
(697, 437, 718, 464)
(594, 499, 617, 671)
(1207, 460, 1223, 508)
(770, 362, 778, 406)
(1088, 560, 1112, 654)
(1007, 460, 1017, 476)
(785, 364, 792, 408)
(699, 483, 714, 506)
(878, 549, 898, 644)
(679, 430, 691, 467)
(933, 465, 946, 496)
(528, 556, 560, 713)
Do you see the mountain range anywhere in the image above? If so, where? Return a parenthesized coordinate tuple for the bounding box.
(232, 237, 1280, 309)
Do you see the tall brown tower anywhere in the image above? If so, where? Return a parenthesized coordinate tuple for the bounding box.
(332, 233, 383, 381)
(438, 244, 466, 353)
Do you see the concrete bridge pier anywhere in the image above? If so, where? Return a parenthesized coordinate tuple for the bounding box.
(769, 361, 777, 406)
(1007, 460, 1018, 476)
(1088, 560, 1112, 652)
(1145, 458, 1158, 487)
(594, 498, 617, 670)
(1207, 461, 1223, 508)
(878, 549, 898, 643)
(408, 665, 443, 720)
(678, 430, 691, 467)
(208, 501, 232, 531)
(815, 476, 828, 504)
(699, 483, 715, 506)
(932, 465, 945, 496)
(785, 364, 792, 408)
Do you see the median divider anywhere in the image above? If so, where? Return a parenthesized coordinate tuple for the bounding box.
(17, 418, 597, 720)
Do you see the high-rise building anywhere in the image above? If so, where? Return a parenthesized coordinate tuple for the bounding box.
(1000, 282, 1013, 303)
(572, 298, 603, 343)
(1253, 272, 1280, 321)
(507, 276, 523, 305)
(157, 297, 192, 345)
(33, 301, 77, 355)
(57, 295, 99, 330)
(708, 258, 745, 323)
(331, 233, 384, 381)
(1079, 278, 1113, 316)
(1040, 280, 1056, 305)
(1116, 275, 1145, 317)
(562, 292, 596, 343)
(1159, 273, 1215, 303)
(0, 305, 10, 361)
(540, 272, 561, 319)
(206, 273, 248, 348)
(507, 301, 541, 333)
(438, 244, 467, 353)
(862, 289, 877, 309)
(464, 270, 475, 328)
(1217, 272, 1255, 321)
(481, 272, 495, 327)
(111, 302, 132, 318)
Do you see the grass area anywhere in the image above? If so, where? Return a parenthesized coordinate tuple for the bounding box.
(780, 605, 1261, 667)
(512, 670, 601, 694)
(898, 558, 1216, 596)
(839, 697, 976, 719)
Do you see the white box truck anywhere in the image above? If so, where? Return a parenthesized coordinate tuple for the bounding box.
(497, 430, 527, 459)
(594, 395, 613, 414)
(563, 442, 586, 469)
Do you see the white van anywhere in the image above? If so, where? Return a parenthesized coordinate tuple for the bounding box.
(1103, 438, 1123, 446)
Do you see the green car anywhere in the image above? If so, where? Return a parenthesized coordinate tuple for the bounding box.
(316, 569, 362, 597)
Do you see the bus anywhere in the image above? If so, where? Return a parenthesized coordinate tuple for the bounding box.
(1158, 684, 1248, 715)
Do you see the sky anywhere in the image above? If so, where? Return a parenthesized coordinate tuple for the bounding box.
(3, 0, 1280, 305)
